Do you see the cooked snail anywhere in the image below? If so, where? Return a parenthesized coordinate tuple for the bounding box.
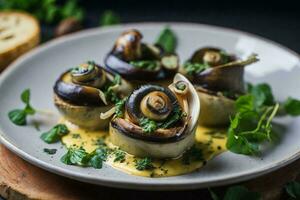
(104, 29, 179, 85)
(54, 61, 132, 130)
(180, 47, 258, 126)
(109, 73, 200, 158)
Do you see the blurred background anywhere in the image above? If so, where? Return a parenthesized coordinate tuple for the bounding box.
(1, 0, 299, 52)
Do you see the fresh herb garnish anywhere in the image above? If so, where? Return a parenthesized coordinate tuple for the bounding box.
(88, 147, 109, 169)
(40, 124, 69, 144)
(104, 74, 122, 103)
(209, 185, 261, 200)
(72, 133, 81, 139)
(182, 145, 203, 165)
(130, 60, 159, 70)
(135, 157, 154, 171)
(283, 97, 300, 116)
(61, 146, 109, 169)
(43, 148, 57, 155)
(247, 83, 275, 107)
(183, 61, 210, 75)
(1, 0, 85, 24)
(61, 146, 89, 166)
(155, 27, 177, 54)
(139, 117, 157, 133)
(115, 97, 127, 118)
(158, 106, 185, 129)
(175, 82, 186, 91)
(285, 181, 300, 199)
(113, 149, 126, 163)
(8, 89, 36, 126)
(226, 94, 279, 155)
(99, 10, 120, 26)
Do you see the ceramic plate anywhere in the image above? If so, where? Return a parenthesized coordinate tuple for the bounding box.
(0, 23, 299, 190)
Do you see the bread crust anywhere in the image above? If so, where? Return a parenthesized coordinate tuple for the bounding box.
(0, 12, 40, 71)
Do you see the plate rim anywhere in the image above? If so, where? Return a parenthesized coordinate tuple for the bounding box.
(0, 22, 300, 190)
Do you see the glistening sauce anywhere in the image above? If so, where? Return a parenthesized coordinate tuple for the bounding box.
(61, 119, 227, 177)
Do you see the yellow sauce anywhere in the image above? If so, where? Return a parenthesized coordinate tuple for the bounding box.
(62, 120, 227, 177)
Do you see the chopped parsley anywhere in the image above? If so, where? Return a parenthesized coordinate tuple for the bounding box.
(113, 149, 126, 163)
(115, 97, 127, 118)
(104, 74, 122, 103)
(8, 89, 36, 126)
(40, 124, 69, 144)
(183, 61, 210, 75)
(61, 146, 89, 166)
(130, 60, 159, 70)
(135, 157, 154, 171)
(43, 148, 57, 155)
(139, 117, 157, 133)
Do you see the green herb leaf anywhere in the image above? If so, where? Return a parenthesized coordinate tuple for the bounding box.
(8, 89, 36, 126)
(8, 109, 27, 126)
(61, 147, 89, 166)
(114, 149, 126, 163)
(285, 181, 300, 199)
(115, 97, 127, 118)
(227, 97, 279, 155)
(139, 118, 157, 133)
(40, 124, 69, 144)
(135, 157, 154, 171)
(88, 148, 109, 169)
(284, 97, 300, 116)
(158, 106, 184, 129)
(43, 148, 57, 155)
(247, 83, 275, 107)
(155, 27, 177, 54)
(99, 10, 120, 26)
(183, 61, 210, 75)
(223, 185, 261, 200)
(130, 60, 159, 71)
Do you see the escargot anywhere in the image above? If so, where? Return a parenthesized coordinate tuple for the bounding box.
(109, 73, 200, 158)
(180, 47, 258, 126)
(104, 29, 179, 85)
(53, 61, 132, 130)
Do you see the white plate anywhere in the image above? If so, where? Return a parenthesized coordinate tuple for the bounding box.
(0, 23, 300, 190)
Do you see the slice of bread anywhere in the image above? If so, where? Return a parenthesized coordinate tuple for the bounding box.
(0, 12, 40, 71)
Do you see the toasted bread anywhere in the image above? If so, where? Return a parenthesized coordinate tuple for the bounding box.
(0, 12, 40, 71)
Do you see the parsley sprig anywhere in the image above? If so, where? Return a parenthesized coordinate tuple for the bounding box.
(8, 89, 36, 126)
(135, 157, 154, 171)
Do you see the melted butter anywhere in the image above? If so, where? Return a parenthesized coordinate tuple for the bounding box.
(61, 119, 227, 177)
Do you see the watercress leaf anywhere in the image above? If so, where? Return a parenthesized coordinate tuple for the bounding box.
(21, 89, 30, 104)
(223, 185, 261, 200)
(40, 124, 69, 143)
(100, 10, 120, 26)
(61, 147, 89, 166)
(284, 97, 300, 116)
(248, 83, 274, 107)
(285, 181, 300, 199)
(88, 147, 109, 169)
(235, 95, 254, 113)
(155, 27, 177, 54)
(8, 109, 27, 126)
